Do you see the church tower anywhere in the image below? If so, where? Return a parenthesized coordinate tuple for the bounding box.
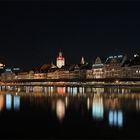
(56, 51, 65, 68)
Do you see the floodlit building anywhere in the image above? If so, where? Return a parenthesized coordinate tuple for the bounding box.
(56, 51, 65, 68)
(86, 57, 104, 79)
(1, 52, 140, 81)
(128, 54, 140, 78)
(1, 68, 16, 81)
(104, 55, 126, 78)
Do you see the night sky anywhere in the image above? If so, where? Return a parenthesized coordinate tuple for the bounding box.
(0, 0, 140, 70)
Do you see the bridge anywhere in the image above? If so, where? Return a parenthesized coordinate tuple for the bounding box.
(2, 77, 140, 82)
(0, 78, 139, 94)
(1, 78, 140, 87)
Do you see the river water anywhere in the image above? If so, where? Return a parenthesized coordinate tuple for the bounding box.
(0, 86, 140, 139)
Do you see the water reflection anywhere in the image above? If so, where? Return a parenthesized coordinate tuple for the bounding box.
(67, 87, 78, 95)
(87, 98, 90, 110)
(93, 88, 104, 94)
(57, 87, 66, 95)
(109, 110, 123, 127)
(56, 99, 65, 121)
(104, 98, 120, 110)
(48, 86, 54, 94)
(0, 95, 4, 111)
(79, 87, 84, 94)
(33, 86, 43, 92)
(1, 86, 140, 130)
(92, 95, 104, 120)
(24, 86, 132, 95)
(73, 87, 78, 95)
(65, 97, 68, 108)
(6, 94, 12, 110)
(5, 94, 20, 111)
(136, 99, 140, 111)
(13, 96, 20, 110)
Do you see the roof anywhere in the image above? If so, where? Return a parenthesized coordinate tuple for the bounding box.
(40, 64, 51, 70)
(105, 55, 124, 64)
(129, 55, 140, 66)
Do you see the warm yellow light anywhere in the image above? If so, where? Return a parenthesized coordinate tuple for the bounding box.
(0, 95, 4, 112)
(56, 100, 65, 121)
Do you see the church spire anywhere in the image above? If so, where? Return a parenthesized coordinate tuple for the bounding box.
(80, 56, 85, 65)
(58, 48, 62, 57)
(59, 51, 62, 57)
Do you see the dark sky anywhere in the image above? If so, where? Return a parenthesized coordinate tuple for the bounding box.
(0, 0, 140, 69)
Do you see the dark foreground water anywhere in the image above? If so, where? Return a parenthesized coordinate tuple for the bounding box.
(0, 86, 140, 139)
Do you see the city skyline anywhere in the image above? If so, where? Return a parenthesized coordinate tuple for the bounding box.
(1, 49, 139, 71)
(0, 0, 140, 140)
(0, 1, 140, 69)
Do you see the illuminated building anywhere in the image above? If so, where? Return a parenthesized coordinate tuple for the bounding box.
(1, 52, 140, 81)
(86, 57, 104, 79)
(128, 54, 140, 78)
(92, 57, 104, 78)
(0, 62, 5, 73)
(1, 69, 16, 81)
(0, 63, 5, 69)
(34, 73, 46, 79)
(56, 51, 65, 68)
(104, 55, 125, 78)
(51, 62, 57, 69)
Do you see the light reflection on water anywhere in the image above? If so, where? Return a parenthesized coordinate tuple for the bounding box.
(13, 95, 20, 110)
(109, 110, 123, 128)
(0, 95, 4, 111)
(6, 94, 12, 110)
(5, 94, 20, 111)
(0, 86, 140, 130)
(92, 95, 104, 120)
(56, 99, 65, 121)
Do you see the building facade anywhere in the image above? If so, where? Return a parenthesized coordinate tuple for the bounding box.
(1, 53, 140, 81)
(86, 57, 104, 79)
(56, 51, 65, 68)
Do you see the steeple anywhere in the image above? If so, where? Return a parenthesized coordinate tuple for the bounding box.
(59, 51, 62, 57)
(80, 56, 85, 65)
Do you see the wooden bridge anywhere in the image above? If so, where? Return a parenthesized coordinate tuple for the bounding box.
(1, 78, 140, 87)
